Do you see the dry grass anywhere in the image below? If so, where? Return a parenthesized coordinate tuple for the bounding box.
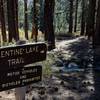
(0, 29, 44, 46)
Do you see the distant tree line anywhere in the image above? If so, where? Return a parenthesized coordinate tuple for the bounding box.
(0, 0, 100, 50)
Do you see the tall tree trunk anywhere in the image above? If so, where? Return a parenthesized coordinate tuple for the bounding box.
(40, 0, 44, 33)
(69, 0, 73, 33)
(80, 0, 86, 35)
(7, 0, 19, 42)
(94, 0, 100, 46)
(86, 0, 96, 39)
(44, 0, 55, 50)
(7, 0, 14, 42)
(0, 0, 7, 42)
(14, 0, 19, 40)
(31, 0, 38, 42)
(24, 0, 28, 40)
(34, 0, 38, 42)
(74, 0, 78, 32)
(94, 1, 100, 99)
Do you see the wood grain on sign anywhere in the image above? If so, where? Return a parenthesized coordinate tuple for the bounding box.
(0, 43, 47, 70)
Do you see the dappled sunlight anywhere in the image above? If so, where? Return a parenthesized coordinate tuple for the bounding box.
(0, 0, 99, 99)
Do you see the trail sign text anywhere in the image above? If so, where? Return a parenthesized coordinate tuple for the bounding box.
(0, 43, 47, 91)
(0, 65, 42, 91)
(0, 43, 47, 70)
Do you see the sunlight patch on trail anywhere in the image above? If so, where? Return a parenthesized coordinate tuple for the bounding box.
(56, 36, 85, 50)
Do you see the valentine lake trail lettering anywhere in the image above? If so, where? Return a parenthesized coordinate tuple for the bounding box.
(0, 43, 47, 70)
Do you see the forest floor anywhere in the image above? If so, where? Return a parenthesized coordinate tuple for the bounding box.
(0, 36, 99, 100)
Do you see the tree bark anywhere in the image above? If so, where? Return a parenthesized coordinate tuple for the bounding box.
(40, 0, 45, 33)
(0, 0, 7, 42)
(74, 0, 78, 32)
(7, 0, 19, 42)
(86, 0, 96, 39)
(24, 0, 28, 40)
(94, 1, 100, 99)
(80, 0, 86, 35)
(31, 0, 38, 42)
(44, 0, 55, 50)
(69, 0, 73, 33)
(14, 0, 19, 41)
(94, 0, 100, 46)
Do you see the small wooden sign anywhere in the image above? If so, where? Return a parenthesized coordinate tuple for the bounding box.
(0, 43, 47, 70)
(0, 65, 42, 91)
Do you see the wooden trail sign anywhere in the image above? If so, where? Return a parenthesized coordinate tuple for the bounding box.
(0, 65, 42, 91)
(0, 43, 47, 91)
(0, 43, 47, 70)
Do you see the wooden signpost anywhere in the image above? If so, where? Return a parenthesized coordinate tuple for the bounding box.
(0, 43, 47, 92)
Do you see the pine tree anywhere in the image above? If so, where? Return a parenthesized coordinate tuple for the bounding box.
(86, 0, 96, 39)
(80, 0, 86, 35)
(14, 0, 19, 40)
(94, 0, 100, 46)
(7, 0, 19, 42)
(0, 0, 7, 42)
(74, 0, 79, 32)
(31, 0, 38, 42)
(24, 0, 28, 40)
(69, 0, 73, 33)
(44, 0, 55, 50)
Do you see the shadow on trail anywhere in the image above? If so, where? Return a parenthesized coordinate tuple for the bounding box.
(55, 37, 100, 100)
(93, 46, 100, 100)
(65, 37, 90, 60)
